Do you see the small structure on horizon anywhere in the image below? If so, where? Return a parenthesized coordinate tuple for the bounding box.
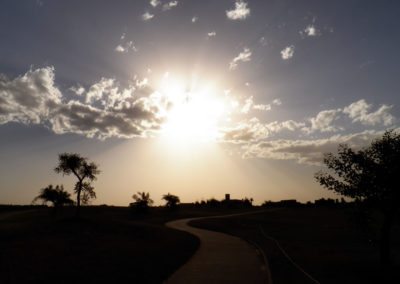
(225, 193, 230, 201)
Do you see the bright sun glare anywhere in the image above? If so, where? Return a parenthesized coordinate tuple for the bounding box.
(159, 74, 226, 144)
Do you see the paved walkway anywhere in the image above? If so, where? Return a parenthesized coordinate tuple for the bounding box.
(165, 213, 270, 284)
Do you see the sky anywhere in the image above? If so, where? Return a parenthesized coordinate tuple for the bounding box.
(1, 0, 400, 206)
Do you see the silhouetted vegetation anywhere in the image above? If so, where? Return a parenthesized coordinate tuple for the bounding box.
(315, 130, 400, 265)
(54, 153, 100, 217)
(162, 193, 180, 210)
(32, 184, 74, 211)
(194, 196, 253, 209)
(130, 191, 153, 213)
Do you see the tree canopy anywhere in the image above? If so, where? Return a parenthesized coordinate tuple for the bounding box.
(315, 130, 400, 208)
(33, 184, 74, 207)
(315, 130, 400, 265)
(130, 191, 153, 213)
(55, 153, 100, 216)
(162, 193, 180, 210)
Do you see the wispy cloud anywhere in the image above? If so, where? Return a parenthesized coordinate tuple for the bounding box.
(229, 47, 252, 70)
(69, 85, 85, 96)
(243, 130, 385, 165)
(192, 16, 198, 23)
(301, 25, 320, 37)
(240, 96, 281, 113)
(226, 1, 250, 20)
(142, 12, 154, 21)
(115, 41, 137, 53)
(207, 31, 216, 37)
(281, 45, 295, 60)
(162, 1, 178, 11)
(221, 118, 268, 144)
(149, 0, 160, 7)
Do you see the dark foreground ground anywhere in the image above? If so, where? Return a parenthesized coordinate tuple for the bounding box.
(0, 205, 256, 284)
(1, 205, 399, 283)
(191, 207, 400, 284)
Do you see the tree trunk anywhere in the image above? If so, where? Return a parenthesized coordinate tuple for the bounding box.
(76, 181, 82, 218)
(380, 212, 393, 266)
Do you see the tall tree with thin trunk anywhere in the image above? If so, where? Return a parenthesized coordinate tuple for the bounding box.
(315, 130, 400, 266)
(55, 153, 100, 217)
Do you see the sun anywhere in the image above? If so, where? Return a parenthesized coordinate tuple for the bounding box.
(159, 74, 226, 144)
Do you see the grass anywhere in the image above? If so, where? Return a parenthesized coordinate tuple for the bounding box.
(0, 205, 259, 284)
(0, 207, 199, 283)
(190, 207, 400, 284)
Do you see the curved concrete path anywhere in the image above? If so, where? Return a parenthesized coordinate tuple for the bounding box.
(165, 213, 270, 284)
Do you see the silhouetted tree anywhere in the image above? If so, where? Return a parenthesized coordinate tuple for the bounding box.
(130, 192, 153, 213)
(54, 153, 100, 217)
(315, 130, 400, 265)
(162, 193, 180, 210)
(32, 184, 74, 210)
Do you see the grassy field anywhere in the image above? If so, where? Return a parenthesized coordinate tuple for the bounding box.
(0, 206, 197, 283)
(191, 207, 400, 284)
(0, 205, 259, 284)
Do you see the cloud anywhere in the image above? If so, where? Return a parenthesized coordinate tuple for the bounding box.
(0, 66, 61, 125)
(229, 47, 252, 70)
(281, 45, 295, 60)
(115, 45, 125, 53)
(241, 96, 254, 113)
(343, 99, 395, 126)
(226, 1, 250, 20)
(207, 31, 216, 37)
(310, 109, 341, 133)
(0, 67, 169, 139)
(243, 130, 385, 165)
(240, 96, 282, 113)
(69, 85, 85, 96)
(142, 12, 154, 21)
(163, 1, 178, 11)
(221, 118, 268, 144)
(192, 16, 198, 23)
(115, 41, 137, 53)
(135, 77, 148, 89)
(221, 118, 306, 144)
(272, 99, 282, 106)
(150, 0, 160, 7)
(265, 120, 306, 133)
(301, 25, 320, 37)
(50, 94, 166, 140)
(253, 104, 271, 111)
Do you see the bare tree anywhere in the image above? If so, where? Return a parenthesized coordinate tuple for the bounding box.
(55, 153, 100, 217)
